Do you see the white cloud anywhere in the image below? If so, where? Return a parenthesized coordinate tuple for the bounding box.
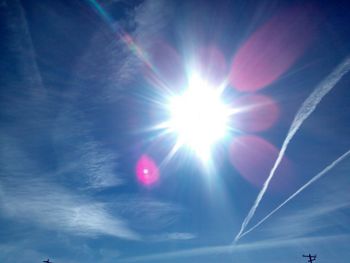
(150, 232, 196, 242)
(234, 57, 350, 243)
(239, 150, 350, 239)
(0, 135, 138, 240)
(254, 177, 350, 240)
(53, 108, 123, 189)
(166, 232, 196, 240)
(0, 177, 139, 240)
(122, 234, 349, 262)
(112, 196, 183, 231)
(0, 0, 180, 248)
(49, 0, 173, 189)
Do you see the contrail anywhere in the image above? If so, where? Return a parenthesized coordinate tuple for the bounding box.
(9, 0, 45, 97)
(239, 149, 350, 239)
(234, 56, 350, 244)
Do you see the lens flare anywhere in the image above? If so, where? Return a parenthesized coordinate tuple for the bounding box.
(229, 135, 295, 191)
(195, 45, 227, 86)
(231, 95, 279, 132)
(167, 74, 230, 161)
(136, 155, 160, 186)
(145, 40, 186, 93)
(230, 5, 318, 92)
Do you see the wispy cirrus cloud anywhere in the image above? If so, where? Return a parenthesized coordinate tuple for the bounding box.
(259, 202, 350, 240)
(150, 232, 196, 242)
(2, 0, 126, 190)
(234, 56, 350, 243)
(246, 162, 350, 240)
(50, 0, 174, 188)
(77, 0, 173, 103)
(1, 0, 180, 242)
(0, 179, 139, 239)
(240, 150, 350, 239)
(121, 234, 350, 262)
(112, 196, 183, 232)
(0, 134, 138, 240)
(0, 132, 184, 241)
(53, 107, 123, 189)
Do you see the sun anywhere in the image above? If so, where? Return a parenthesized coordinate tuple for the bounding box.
(166, 74, 230, 161)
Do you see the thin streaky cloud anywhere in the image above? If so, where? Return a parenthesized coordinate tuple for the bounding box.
(240, 149, 350, 239)
(260, 201, 350, 240)
(234, 56, 350, 243)
(0, 136, 138, 240)
(51, 85, 125, 188)
(121, 234, 349, 262)
(0, 177, 139, 240)
(59, 1, 172, 187)
(112, 196, 183, 231)
(81, 0, 172, 102)
(2, 0, 49, 122)
(1, 0, 176, 242)
(149, 232, 196, 242)
(264, 178, 350, 239)
(12, 0, 45, 96)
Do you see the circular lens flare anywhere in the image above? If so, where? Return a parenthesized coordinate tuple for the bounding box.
(136, 155, 159, 186)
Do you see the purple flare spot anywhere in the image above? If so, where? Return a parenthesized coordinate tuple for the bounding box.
(136, 155, 160, 186)
(229, 135, 295, 191)
(230, 5, 319, 92)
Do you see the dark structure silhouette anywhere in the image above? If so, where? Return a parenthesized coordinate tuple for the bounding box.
(303, 254, 317, 263)
(43, 259, 53, 263)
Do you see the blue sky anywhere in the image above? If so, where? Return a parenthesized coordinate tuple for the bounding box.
(1, 0, 350, 262)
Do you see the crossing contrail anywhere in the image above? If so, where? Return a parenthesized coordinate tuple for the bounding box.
(234, 56, 350, 244)
(239, 149, 350, 239)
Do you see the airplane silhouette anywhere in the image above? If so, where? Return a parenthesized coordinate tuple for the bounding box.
(303, 254, 317, 263)
(43, 259, 53, 263)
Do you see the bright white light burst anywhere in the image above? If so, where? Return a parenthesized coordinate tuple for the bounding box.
(167, 75, 230, 161)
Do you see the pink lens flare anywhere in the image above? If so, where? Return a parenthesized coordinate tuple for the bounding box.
(229, 135, 295, 191)
(136, 155, 160, 186)
(231, 95, 279, 132)
(195, 45, 228, 86)
(230, 5, 319, 92)
(144, 40, 186, 93)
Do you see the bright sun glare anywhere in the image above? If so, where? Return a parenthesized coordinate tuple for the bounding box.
(167, 74, 230, 161)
